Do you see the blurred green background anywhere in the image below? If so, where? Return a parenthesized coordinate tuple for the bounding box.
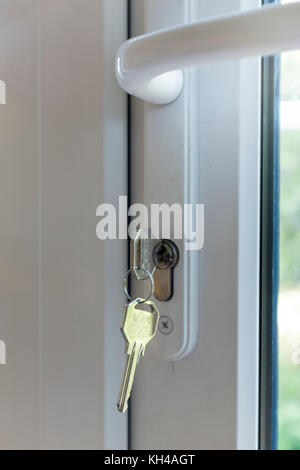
(278, 46, 300, 450)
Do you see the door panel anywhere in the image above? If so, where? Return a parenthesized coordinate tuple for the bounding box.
(0, 0, 39, 449)
(0, 0, 127, 450)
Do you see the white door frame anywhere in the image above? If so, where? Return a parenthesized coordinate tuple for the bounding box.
(130, 0, 261, 450)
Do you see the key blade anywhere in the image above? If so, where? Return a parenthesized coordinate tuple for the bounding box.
(117, 351, 135, 413)
(117, 342, 143, 413)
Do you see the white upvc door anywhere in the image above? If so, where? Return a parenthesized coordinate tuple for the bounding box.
(0, 0, 264, 451)
(130, 0, 261, 450)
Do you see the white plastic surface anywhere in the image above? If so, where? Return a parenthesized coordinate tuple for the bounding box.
(116, 2, 300, 104)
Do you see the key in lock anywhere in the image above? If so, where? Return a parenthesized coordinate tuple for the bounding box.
(153, 240, 179, 302)
(130, 228, 157, 280)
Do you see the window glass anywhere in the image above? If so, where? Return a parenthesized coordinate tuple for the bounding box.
(278, 0, 300, 450)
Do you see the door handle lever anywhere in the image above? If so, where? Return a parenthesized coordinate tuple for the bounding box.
(116, 2, 300, 105)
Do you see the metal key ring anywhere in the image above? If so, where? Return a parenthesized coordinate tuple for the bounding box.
(123, 268, 154, 303)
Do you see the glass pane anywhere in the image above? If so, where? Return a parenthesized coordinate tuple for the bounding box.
(278, 0, 300, 450)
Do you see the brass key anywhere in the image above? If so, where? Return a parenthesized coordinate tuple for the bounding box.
(117, 298, 159, 413)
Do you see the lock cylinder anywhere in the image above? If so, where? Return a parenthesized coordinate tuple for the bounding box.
(153, 240, 179, 302)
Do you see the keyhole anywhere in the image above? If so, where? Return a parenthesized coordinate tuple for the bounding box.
(153, 240, 179, 270)
(153, 240, 179, 302)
